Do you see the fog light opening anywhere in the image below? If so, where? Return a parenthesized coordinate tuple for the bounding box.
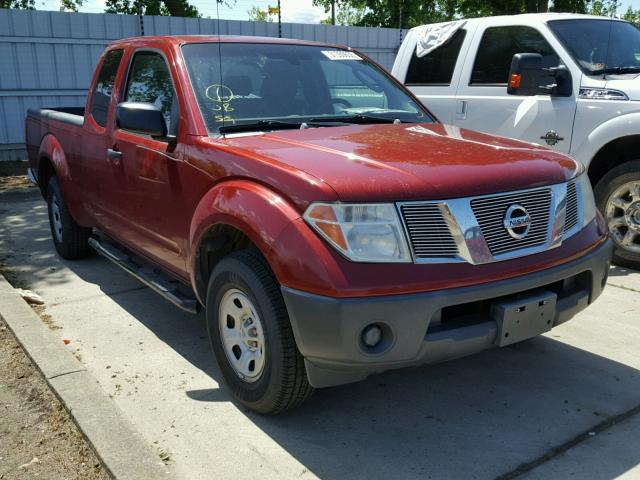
(362, 324, 382, 348)
(359, 322, 393, 355)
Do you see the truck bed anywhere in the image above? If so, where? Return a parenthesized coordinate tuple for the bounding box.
(26, 107, 85, 127)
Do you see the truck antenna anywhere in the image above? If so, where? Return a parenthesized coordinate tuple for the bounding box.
(216, 0, 225, 132)
(602, 18, 614, 80)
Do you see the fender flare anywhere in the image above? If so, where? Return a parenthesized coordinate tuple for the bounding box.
(38, 134, 69, 188)
(188, 179, 304, 301)
(37, 134, 90, 224)
(572, 111, 640, 169)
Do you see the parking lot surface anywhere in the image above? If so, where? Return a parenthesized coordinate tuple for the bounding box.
(1, 190, 639, 480)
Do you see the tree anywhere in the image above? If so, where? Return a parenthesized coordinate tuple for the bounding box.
(105, 0, 199, 16)
(320, 5, 365, 25)
(586, 0, 619, 17)
(247, 6, 272, 22)
(312, 0, 634, 27)
(313, 0, 460, 28)
(622, 5, 640, 25)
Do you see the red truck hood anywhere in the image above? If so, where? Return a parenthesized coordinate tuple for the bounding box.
(222, 123, 579, 201)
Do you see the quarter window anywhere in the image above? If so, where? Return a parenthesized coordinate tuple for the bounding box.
(405, 29, 466, 85)
(470, 26, 559, 85)
(90, 49, 124, 127)
(124, 51, 178, 136)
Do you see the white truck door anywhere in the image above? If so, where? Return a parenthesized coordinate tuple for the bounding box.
(454, 22, 577, 153)
(392, 24, 475, 124)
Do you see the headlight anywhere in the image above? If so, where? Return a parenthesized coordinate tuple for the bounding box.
(576, 171, 597, 228)
(578, 88, 628, 101)
(304, 203, 411, 262)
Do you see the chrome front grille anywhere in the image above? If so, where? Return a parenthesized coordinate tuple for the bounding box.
(398, 183, 573, 264)
(471, 189, 552, 256)
(399, 203, 458, 258)
(564, 181, 579, 232)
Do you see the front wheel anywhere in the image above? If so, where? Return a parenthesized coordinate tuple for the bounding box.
(206, 250, 313, 414)
(594, 160, 640, 270)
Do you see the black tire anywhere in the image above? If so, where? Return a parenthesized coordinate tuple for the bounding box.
(594, 159, 640, 270)
(205, 249, 313, 414)
(46, 177, 92, 260)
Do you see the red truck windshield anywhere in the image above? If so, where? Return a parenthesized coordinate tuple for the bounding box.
(181, 42, 429, 134)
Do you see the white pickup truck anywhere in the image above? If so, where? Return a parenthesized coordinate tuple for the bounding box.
(392, 13, 640, 269)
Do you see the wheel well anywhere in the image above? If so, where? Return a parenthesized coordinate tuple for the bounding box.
(587, 135, 640, 188)
(37, 155, 55, 196)
(194, 224, 258, 304)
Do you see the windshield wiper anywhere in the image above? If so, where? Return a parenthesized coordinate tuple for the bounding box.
(599, 66, 640, 75)
(308, 114, 416, 125)
(219, 120, 306, 134)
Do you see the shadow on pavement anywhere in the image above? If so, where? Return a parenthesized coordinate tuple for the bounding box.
(78, 264, 640, 480)
(608, 265, 640, 277)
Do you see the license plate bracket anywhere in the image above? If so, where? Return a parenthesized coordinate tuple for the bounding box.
(491, 290, 557, 347)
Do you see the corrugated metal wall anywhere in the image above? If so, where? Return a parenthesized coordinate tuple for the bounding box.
(0, 9, 401, 160)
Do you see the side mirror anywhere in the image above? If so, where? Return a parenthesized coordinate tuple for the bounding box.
(116, 102, 167, 138)
(507, 53, 543, 96)
(507, 53, 573, 97)
(551, 65, 572, 97)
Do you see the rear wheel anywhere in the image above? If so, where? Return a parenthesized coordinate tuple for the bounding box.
(206, 249, 313, 414)
(594, 160, 640, 270)
(46, 177, 92, 260)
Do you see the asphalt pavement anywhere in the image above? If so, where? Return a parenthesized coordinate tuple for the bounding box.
(1, 189, 639, 480)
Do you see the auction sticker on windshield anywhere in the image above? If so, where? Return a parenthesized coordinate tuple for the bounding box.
(321, 50, 362, 60)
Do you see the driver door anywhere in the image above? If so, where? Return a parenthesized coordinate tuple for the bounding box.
(453, 23, 577, 153)
(108, 49, 188, 276)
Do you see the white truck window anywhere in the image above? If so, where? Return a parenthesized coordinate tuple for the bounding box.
(405, 29, 466, 85)
(470, 26, 559, 85)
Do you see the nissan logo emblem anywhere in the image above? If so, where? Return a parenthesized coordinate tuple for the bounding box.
(503, 204, 532, 239)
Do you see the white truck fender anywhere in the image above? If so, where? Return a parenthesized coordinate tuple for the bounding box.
(571, 111, 640, 170)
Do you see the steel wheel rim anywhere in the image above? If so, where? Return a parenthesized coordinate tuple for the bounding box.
(605, 180, 640, 254)
(51, 195, 63, 243)
(218, 288, 266, 383)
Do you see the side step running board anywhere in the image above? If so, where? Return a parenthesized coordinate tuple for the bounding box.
(88, 237, 199, 314)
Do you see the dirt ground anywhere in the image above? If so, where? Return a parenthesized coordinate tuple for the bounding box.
(0, 317, 111, 480)
(0, 162, 32, 193)
(0, 161, 29, 178)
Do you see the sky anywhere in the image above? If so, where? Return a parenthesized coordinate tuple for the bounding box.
(36, 0, 329, 22)
(35, 0, 640, 23)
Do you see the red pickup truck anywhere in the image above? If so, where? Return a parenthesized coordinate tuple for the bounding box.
(26, 35, 611, 414)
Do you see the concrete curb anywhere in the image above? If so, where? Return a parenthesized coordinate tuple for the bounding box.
(0, 274, 171, 480)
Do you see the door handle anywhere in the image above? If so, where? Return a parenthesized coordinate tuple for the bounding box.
(456, 100, 467, 120)
(107, 148, 122, 166)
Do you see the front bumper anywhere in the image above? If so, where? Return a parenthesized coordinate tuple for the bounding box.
(282, 239, 613, 388)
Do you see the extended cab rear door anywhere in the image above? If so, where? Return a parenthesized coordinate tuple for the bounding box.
(453, 20, 577, 153)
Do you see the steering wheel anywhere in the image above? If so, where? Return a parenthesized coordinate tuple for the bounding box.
(331, 98, 353, 109)
(322, 98, 353, 111)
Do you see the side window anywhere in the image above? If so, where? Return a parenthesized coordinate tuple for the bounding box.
(90, 49, 124, 127)
(470, 26, 559, 85)
(124, 51, 178, 136)
(405, 29, 466, 85)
